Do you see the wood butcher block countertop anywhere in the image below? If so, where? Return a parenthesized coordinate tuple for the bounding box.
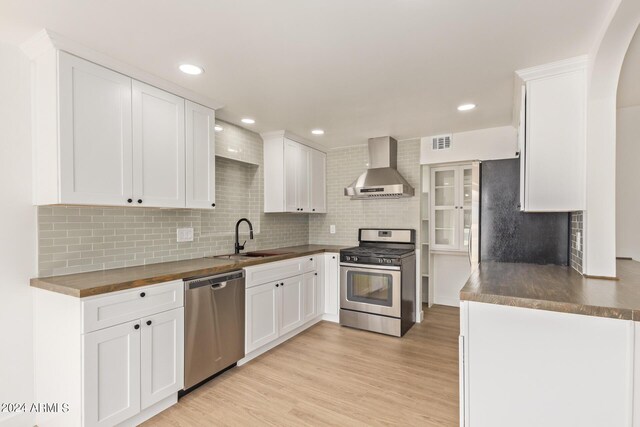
(460, 260, 640, 320)
(31, 245, 347, 298)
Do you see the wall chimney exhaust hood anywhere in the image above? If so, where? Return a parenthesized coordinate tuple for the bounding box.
(344, 136, 415, 199)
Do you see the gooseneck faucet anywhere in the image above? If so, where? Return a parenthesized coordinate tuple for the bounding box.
(234, 218, 254, 254)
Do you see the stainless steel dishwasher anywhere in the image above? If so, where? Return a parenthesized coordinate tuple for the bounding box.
(183, 270, 245, 391)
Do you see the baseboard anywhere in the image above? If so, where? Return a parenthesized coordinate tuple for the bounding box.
(119, 394, 177, 427)
(434, 298, 460, 307)
(0, 411, 35, 427)
(321, 313, 339, 323)
(239, 316, 323, 366)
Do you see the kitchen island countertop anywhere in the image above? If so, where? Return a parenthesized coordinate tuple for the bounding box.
(460, 259, 640, 320)
(31, 244, 347, 298)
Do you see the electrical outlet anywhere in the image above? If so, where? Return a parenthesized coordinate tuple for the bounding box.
(177, 227, 194, 242)
(330, 225, 336, 234)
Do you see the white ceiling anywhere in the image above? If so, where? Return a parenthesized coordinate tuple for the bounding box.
(618, 25, 640, 109)
(0, 0, 614, 147)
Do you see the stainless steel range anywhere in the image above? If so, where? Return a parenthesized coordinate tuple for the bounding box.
(340, 228, 416, 337)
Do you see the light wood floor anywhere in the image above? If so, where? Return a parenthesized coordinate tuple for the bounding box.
(144, 305, 460, 426)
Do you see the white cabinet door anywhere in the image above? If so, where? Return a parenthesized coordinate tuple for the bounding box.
(279, 275, 304, 335)
(302, 272, 319, 323)
(246, 281, 280, 353)
(58, 52, 133, 206)
(309, 149, 326, 213)
(283, 139, 299, 213)
(459, 166, 473, 253)
(523, 69, 585, 211)
(83, 320, 141, 427)
(185, 100, 215, 209)
(324, 253, 340, 320)
(296, 144, 311, 213)
(140, 308, 184, 410)
(431, 167, 460, 251)
(132, 80, 186, 208)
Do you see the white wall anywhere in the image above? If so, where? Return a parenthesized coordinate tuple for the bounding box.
(616, 105, 640, 261)
(585, 0, 640, 277)
(0, 43, 36, 426)
(420, 125, 517, 165)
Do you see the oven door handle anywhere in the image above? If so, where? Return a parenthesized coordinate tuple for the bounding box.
(339, 262, 401, 271)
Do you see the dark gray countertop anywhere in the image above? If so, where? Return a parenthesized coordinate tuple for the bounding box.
(460, 259, 640, 320)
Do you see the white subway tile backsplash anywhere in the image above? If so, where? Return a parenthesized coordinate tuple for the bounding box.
(37, 120, 309, 277)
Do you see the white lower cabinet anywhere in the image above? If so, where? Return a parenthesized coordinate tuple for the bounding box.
(246, 281, 280, 353)
(243, 255, 327, 360)
(460, 301, 633, 427)
(83, 320, 141, 427)
(323, 253, 340, 322)
(279, 275, 305, 335)
(140, 308, 184, 410)
(34, 281, 184, 427)
(302, 272, 320, 323)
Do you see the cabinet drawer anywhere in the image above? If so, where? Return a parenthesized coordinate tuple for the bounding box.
(303, 255, 318, 273)
(82, 280, 183, 333)
(245, 258, 305, 288)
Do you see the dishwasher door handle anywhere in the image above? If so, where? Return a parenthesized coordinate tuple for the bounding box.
(211, 282, 227, 290)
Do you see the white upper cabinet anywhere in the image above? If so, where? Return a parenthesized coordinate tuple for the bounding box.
(263, 131, 327, 214)
(185, 101, 216, 209)
(30, 48, 217, 208)
(309, 148, 327, 213)
(132, 81, 185, 208)
(57, 52, 134, 206)
(516, 57, 586, 212)
(431, 164, 472, 252)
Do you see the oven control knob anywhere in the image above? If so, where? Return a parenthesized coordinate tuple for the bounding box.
(345, 256, 351, 261)
(352, 256, 358, 262)
(385, 259, 392, 264)
(377, 258, 383, 263)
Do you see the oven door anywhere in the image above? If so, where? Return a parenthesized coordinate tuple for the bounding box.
(340, 263, 401, 318)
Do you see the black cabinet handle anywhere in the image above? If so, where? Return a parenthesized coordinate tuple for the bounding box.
(134, 324, 140, 330)
(212, 203, 216, 207)
(127, 198, 133, 203)
(309, 258, 313, 261)
(312, 209, 316, 212)
(140, 292, 146, 298)
(137, 199, 143, 204)
(314, 272, 318, 276)
(146, 320, 152, 326)
(332, 256, 336, 259)
(275, 283, 279, 287)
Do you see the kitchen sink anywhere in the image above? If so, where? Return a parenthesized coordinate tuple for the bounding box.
(209, 251, 293, 261)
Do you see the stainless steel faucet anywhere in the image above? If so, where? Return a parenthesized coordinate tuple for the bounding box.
(234, 218, 254, 254)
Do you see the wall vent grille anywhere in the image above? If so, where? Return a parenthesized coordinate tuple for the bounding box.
(431, 134, 452, 150)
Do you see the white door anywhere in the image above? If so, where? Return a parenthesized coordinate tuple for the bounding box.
(309, 149, 326, 213)
(324, 253, 339, 319)
(82, 320, 140, 427)
(132, 80, 185, 208)
(185, 100, 215, 209)
(279, 275, 304, 335)
(58, 52, 133, 206)
(302, 272, 319, 323)
(246, 282, 280, 353)
(296, 144, 311, 213)
(431, 167, 460, 251)
(140, 308, 184, 410)
(283, 139, 298, 212)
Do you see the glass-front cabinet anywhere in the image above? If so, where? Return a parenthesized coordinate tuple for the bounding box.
(430, 164, 474, 252)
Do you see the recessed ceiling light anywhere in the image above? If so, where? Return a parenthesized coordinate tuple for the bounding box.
(311, 129, 325, 135)
(179, 64, 204, 75)
(457, 103, 476, 111)
(214, 125, 223, 132)
(241, 118, 255, 124)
